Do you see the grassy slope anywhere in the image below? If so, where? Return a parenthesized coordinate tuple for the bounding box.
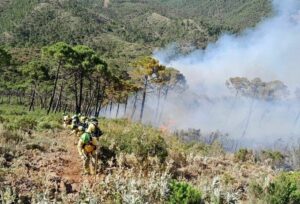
(0, 104, 277, 203)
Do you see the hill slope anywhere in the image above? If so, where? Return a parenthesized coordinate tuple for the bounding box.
(0, 105, 279, 203)
(0, 0, 271, 63)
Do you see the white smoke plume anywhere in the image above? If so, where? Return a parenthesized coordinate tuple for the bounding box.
(152, 0, 300, 148)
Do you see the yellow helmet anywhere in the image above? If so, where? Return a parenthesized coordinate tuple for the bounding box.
(63, 115, 71, 121)
(80, 116, 87, 123)
(86, 123, 96, 133)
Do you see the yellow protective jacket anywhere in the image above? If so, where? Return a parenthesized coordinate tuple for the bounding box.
(77, 136, 98, 156)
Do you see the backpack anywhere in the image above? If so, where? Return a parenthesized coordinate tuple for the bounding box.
(93, 127, 103, 138)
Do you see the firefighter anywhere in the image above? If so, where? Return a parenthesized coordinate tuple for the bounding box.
(63, 115, 72, 128)
(88, 117, 103, 139)
(77, 123, 99, 175)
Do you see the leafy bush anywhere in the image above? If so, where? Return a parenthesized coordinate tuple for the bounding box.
(0, 105, 62, 131)
(261, 150, 285, 167)
(234, 148, 253, 162)
(4, 115, 37, 132)
(101, 119, 168, 162)
(249, 181, 264, 198)
(167, 180, 202, 204)
(264, 172, 300, 204)
(37, 121, 61, 130)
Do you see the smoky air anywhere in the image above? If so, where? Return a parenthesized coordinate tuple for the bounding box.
(149, 0, 300, 149)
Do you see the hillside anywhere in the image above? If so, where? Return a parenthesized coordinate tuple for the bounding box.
(3, 1, 299, 203)
(0, 105, 291, 203)
(0, 0, 271, 66)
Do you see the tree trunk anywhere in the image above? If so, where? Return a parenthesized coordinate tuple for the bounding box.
(104, 104, 108, 114)
(94, 80, 101, 117)
(139, 76, 148, 122)
(158, 87, 169, 124)
(116, 103, 120, 118)
(78, 70, 84, 114)
(47, 62, 61, 115)
(154, 88, 161, 123)
(74, 73, 79, 114)
(85, 93, 94, 116)
(109, 101, 113, 116)
(29, 85, 36, 111)
(54, 83, 64, 113)
(124, 95, 128, 116)
(63, 104, 68, 114)
(131, 92, 138, 119)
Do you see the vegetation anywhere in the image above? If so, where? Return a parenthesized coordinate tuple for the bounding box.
(234, 148, 254, 162)
(167, 180, 202, 204)
(0, 42, 186, 122)
(250, 172, 300, 204)
(1, 104, 296, 203)
(3, 1, 297, 203)
(0, 0, 271, 66)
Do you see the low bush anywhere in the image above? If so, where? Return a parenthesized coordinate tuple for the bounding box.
(255, 172, 300, 204)
(260, 150, 285, 167)
(0, 105, 62, 132)
(249, 181, 264, 198)
(101, 119, 168, 162)
(37, 121, 61, 130)
(4, 115, 37, 132)
(234, 148, 254, 162)
(167, 180, 202, 204)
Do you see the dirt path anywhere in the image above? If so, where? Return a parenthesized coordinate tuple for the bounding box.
(58, 131, 82, 185)
(3, 129, 105, 199)
(55, 131, 105, 193)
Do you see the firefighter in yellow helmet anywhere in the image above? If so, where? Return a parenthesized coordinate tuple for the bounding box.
(80, 116, 88, 126)
(88, 117, 103, 139)
(77, 123, 99, 175)
(63, 115, 72, 128)
(69, 115, 86, 142)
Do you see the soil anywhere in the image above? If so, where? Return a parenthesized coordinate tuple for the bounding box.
(2, 130, 103, 200)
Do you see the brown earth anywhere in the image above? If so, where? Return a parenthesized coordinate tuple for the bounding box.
(2, 130, 104, 201)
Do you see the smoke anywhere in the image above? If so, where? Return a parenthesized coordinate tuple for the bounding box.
(152, 0, 300, 148)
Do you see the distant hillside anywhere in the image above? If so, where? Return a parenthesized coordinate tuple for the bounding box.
(0, 0, 271, 66)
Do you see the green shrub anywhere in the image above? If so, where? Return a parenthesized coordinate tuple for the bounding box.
(249, 181, 264, 198)
(4, 115, 37, 132)
(234, 148, 253, 162)
(264, 172, 300, 204)
(261, 150, 285, 167)
(101, 119, 168, 162)
(167, 180, 202, 204)
(37, 121, 61, 130)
